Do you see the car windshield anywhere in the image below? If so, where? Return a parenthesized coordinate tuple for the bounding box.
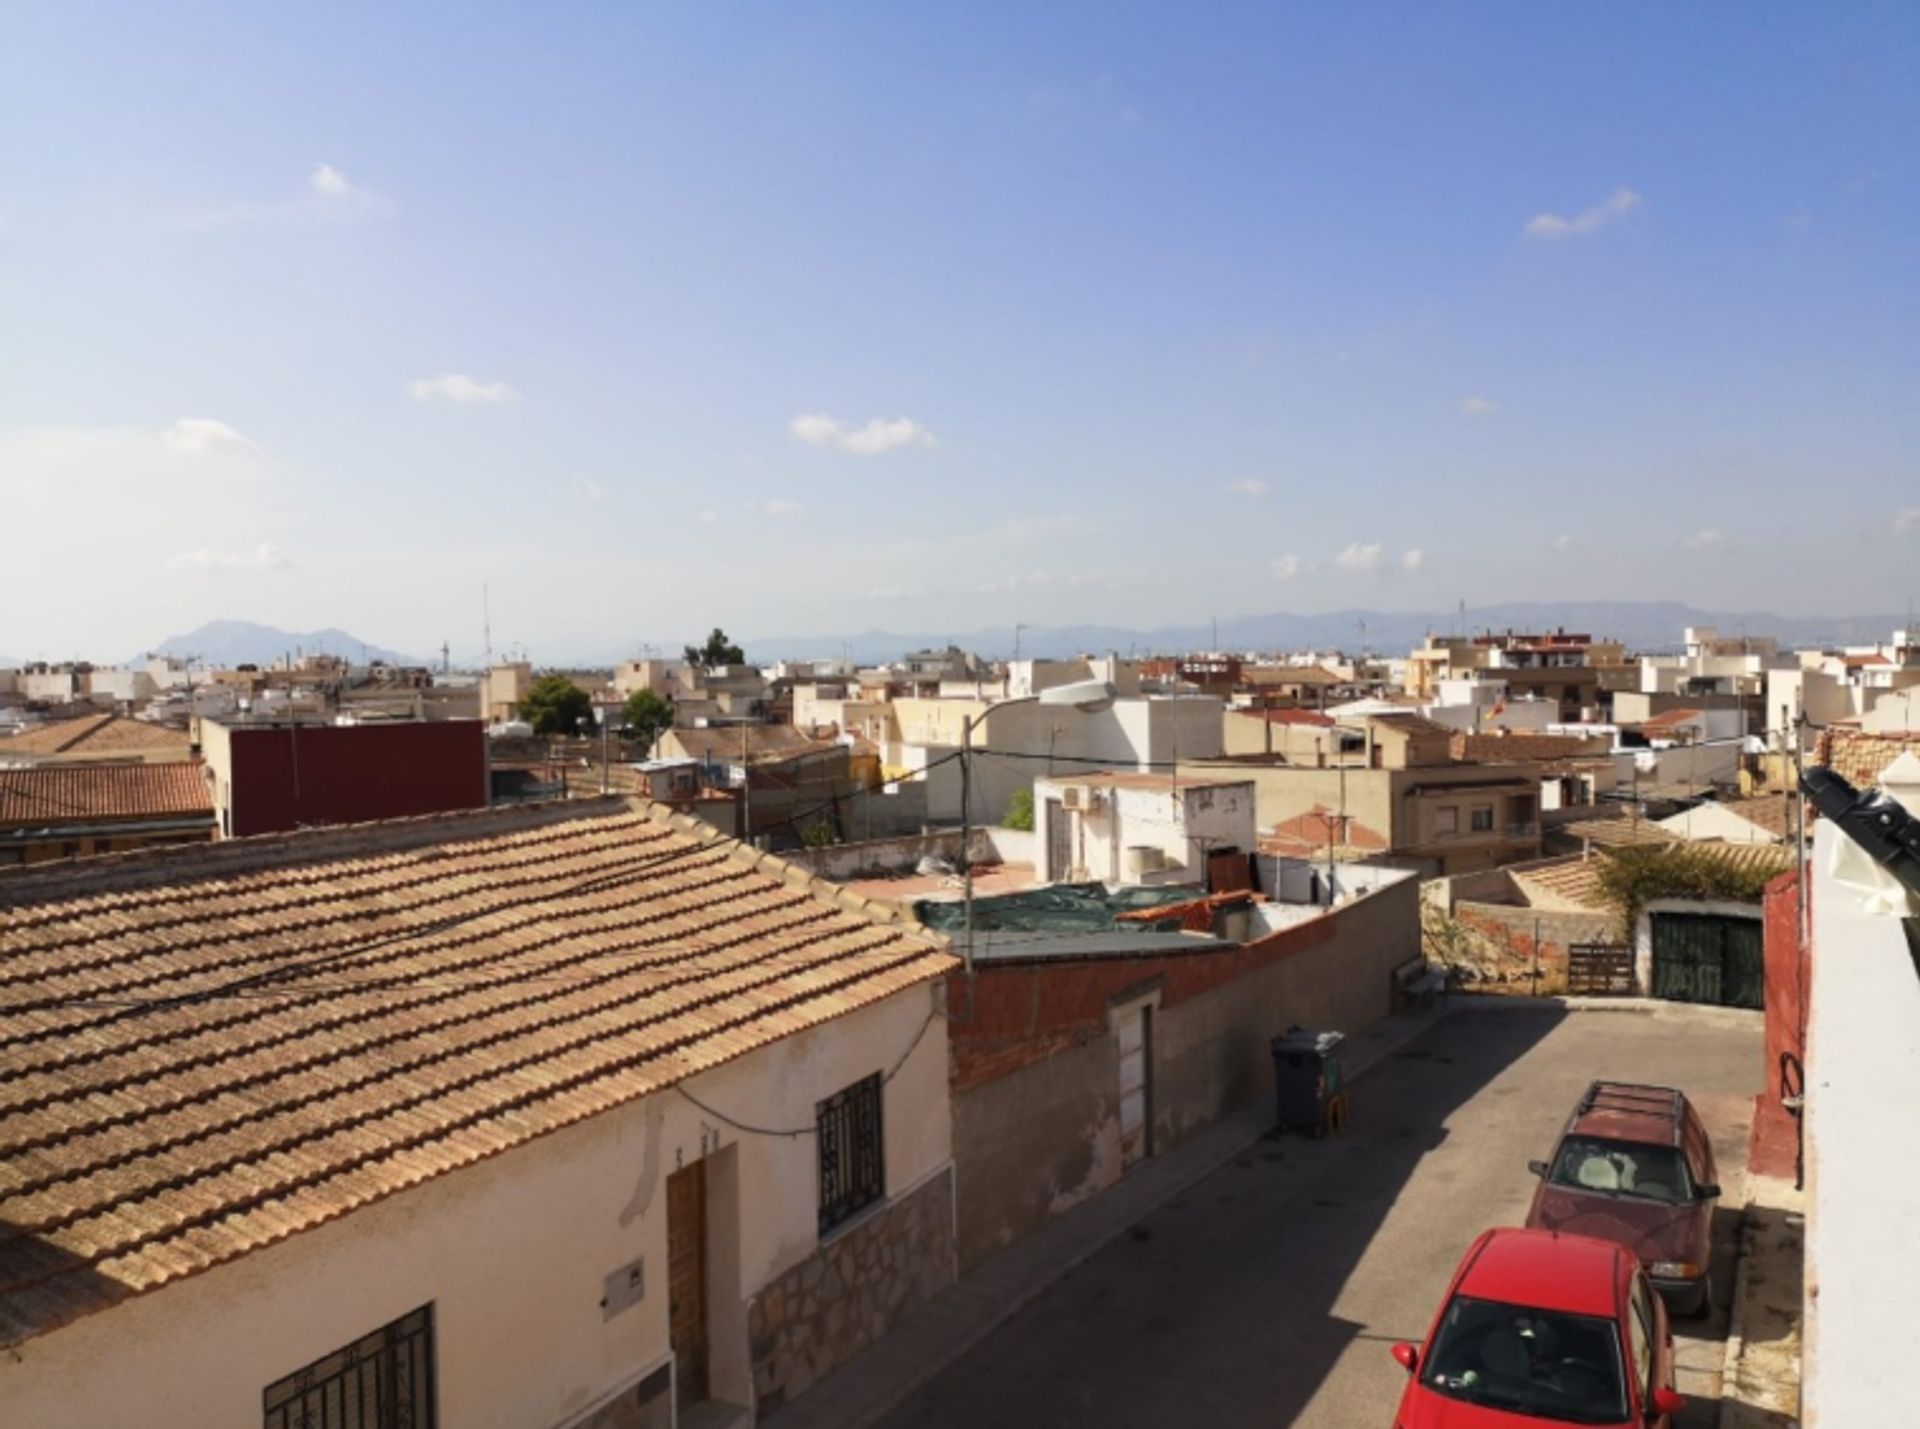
(1422, 1294, 1628, 1425)
(1549, 1135, 1694, 1204)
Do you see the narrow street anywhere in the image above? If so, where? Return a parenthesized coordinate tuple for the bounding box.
(875, 1003, 1760, 1428)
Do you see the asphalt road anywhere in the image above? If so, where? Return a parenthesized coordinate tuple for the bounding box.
(873, 1002, 1760, 1429)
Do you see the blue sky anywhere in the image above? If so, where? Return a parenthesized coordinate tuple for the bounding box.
(3, 3, 1916, 661)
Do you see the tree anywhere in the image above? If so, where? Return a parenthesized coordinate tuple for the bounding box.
(622, 688, 675, 755)
(1004, 788, 1035, 831)
(518, 675, 593, 735)
(684, 627, 745, 669)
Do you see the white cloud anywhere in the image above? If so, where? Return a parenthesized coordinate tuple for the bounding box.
(572, 475, 605, 503)
(1553, 533, 1573, 550)
(1525, 186, 1643, 240)
(789, 412, 936, 456)
(409, 373, 519, 405)
(161, 417, 260, 456)
(694, 508, 718, 526)
(1895, 507, 1920, 537)
(168, 542, 290, 572)
(1400, 548, 1424, 571)
(1459, 396, 1497, 418)
(1335, 541, 1384, 573)
(1226, 479, 1269, 496)
(1270, 553, 1303, 582)
(310, 163, 362, 201)
(1683, 527, 1727, 550)
(755, 498, 802, 517)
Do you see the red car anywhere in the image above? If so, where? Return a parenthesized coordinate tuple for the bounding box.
(1524, 1081, 1722, 1318)
(1391, 1227, 1685, 1427)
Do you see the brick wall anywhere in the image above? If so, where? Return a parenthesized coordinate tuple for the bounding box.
(948, 878, 1419, 1265)
(1751, 868, 1807, 1180)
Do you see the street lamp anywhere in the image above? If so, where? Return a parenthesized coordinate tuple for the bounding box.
(960, 679, 1117, 975)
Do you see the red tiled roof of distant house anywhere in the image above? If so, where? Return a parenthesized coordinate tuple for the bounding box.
(0, 762, 211, 826)
(1, 715, 191, 759)
(1233, 708, 1335, 727)
(1815, 727, 1920, 789)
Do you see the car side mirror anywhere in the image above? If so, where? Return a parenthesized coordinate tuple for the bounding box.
(1697, 1182, 1721, 1200)
(1649, 1386, 1686, 1416)
(1390, 1341, 1419, 1374)
(1527, 1159, 1549, 1178)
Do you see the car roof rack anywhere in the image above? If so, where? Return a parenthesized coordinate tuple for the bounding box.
(1576, 1080, 1684, 1141)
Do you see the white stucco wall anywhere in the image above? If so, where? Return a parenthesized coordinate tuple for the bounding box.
(0, 986, 951, 1429)
(1653, 803, 1783, 845)
(1034, 778, 1254, 885)
(1804, 822, 1920, 1426)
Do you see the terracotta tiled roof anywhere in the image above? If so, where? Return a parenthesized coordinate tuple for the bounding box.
(1815, 728, 1920, 789)
(1511, 857, 1609, 912)
(1450, 733, 1614, 763)
(663, 724, 833, 765)
(1260, 805, 1390, 857)
(1514, 842, 1794, 914)
(1365, 712, 1456, 739)
(0, 715, 190, 758)
(1640, 708, 1705, 731)
(1233, 708, 1335, 727)
(1708, 796, 1792, 839)
(1543, 815, 1680, 854)
(0, 798, 953, 1347)
(0, 763, 211, 826)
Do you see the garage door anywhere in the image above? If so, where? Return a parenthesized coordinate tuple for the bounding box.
(1651, 912, 1764, 1009)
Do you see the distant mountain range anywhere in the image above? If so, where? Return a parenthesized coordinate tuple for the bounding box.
(97, 602, 1907, 673)
(141, 620, 422, 668)
(736, 601, 1909, 664)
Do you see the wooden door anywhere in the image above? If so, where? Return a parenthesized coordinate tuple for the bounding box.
(666, 1160, 709, 1405)
(1117, 1006, 1152, 1169)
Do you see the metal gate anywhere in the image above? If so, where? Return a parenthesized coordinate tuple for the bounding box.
(1651, 913, 1764, 1009)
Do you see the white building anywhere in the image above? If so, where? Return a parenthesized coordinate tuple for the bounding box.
(1802, 751, 1920, 1425)
(1033, 771, 1256, 884)
(0, 799, 958, 1429)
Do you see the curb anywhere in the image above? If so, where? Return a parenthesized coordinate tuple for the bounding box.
(812, 1003, 1459, 1429)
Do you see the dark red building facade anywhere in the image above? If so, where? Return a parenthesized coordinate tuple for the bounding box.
(202, 719, 489, 838)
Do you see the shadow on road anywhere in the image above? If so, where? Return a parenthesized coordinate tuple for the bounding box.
(877, 1004, 1569, 1428)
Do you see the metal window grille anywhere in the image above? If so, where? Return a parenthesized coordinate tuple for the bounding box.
(817, 1072, 885, 1234)
(264, 1304, 436, 1429)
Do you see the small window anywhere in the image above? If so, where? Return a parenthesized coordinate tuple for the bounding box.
(817, 1073, 885, 1234)
(1434, 807, 1459, 835)
(1470, 805, 1495, 832)
(264, 1304, 436, 1429)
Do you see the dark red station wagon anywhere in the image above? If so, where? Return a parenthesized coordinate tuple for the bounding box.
(1524, 1082, 1722, 1317)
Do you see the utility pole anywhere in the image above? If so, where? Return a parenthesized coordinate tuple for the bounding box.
(961, 710, 976, 974)
(741, 723, 752, 843)
(601, 708, 611, 795)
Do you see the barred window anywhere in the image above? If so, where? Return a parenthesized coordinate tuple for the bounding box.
(264, 1304, 436, 1429)
(817, 1073, 885, 1234)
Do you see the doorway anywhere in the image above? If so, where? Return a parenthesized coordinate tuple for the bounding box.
(1117, 1005, 1153, 1169)
(665, 1160, 709, 1406)
(1046, 799, 1070, 881)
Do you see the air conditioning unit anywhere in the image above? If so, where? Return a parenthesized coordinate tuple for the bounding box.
(1061, 785, 1086, 810)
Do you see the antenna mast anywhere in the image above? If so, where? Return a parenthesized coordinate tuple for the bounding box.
(482, 582, 493, 668)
